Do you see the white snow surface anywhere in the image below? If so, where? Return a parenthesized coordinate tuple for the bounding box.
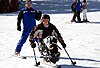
(0, 11, 100, 68)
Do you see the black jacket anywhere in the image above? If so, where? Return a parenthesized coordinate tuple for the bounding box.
(71, 2, 77, 12)
(30, 22, 65, 46)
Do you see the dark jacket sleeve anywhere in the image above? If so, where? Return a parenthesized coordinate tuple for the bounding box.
(71, 3, 77, 12)
(17, 10, 23, 27)
(35, 10, 42, 21)
(53, 25, 65, 46)
(30, 24, 40, 40)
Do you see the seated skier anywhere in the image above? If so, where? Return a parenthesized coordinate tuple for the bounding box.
(42, 35, 62, 63)
(29, 14, 66, 64)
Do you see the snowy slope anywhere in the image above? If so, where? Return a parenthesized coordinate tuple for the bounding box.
(0, 11, 100, 68)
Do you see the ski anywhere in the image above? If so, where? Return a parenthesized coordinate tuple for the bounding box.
(43, 59, 61, 68)
(12, 55, 27, 59)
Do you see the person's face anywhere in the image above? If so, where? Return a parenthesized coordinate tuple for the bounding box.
(42, 18, 49, 26)
(73, 0, 77, 2)
(25, 2, 32, 9)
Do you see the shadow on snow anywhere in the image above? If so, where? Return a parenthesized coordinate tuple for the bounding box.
(20, 55, 100, 68)
(0, 0, 100, 15)
(19, 0, 100, 14)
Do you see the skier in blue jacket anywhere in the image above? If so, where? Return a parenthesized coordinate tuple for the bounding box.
(15, 0, 42, 56)
(76, 0, 82, 22)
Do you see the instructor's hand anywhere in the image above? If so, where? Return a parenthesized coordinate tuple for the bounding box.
(31, 43, 36, 48)
(17, 26, 21, 31)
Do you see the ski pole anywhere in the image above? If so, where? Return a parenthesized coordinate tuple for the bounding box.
(33, 48, 40, 66)
(57, 45, 62, 50)
(64, 48, 76, 65)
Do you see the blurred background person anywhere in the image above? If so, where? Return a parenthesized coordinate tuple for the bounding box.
(82, 0, 89, 22)
(71, 0, 77, 22)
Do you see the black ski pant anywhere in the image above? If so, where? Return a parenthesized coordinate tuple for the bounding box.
(72, 12, 77, 21)
(76, 11, 81, 22)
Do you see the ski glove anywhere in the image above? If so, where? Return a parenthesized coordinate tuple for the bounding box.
(29, 38, 34, 43)
(31, 43, 36, 48)
(17, 25, 21, 31)
(62, 43, 66, 48)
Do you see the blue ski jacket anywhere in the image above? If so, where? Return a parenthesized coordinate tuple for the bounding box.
(76, 2, 82, 12)
(21, 7, 36, 30)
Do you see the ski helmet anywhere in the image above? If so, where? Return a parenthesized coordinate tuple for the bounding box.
(42, 14, 50, 21)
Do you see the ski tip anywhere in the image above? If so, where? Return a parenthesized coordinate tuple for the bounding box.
(22, 57, 27, 59)
(57, 65, 61, 68)
(34, 65, 38, 67)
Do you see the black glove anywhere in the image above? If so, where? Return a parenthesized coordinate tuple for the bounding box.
(31, 43, 36, 48)
(17, 25, 21, 31)
(62, 43, 66, 48)
(35, 11, 42, 21)
(29, 38, 34, 43)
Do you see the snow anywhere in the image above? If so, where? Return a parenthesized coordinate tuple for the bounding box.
(0, 1, 100, 68)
